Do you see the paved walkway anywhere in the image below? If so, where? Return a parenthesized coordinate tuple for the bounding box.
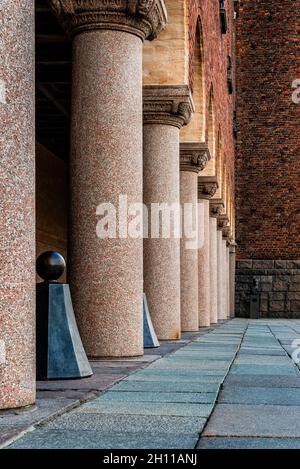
(6, 319, 300, 449)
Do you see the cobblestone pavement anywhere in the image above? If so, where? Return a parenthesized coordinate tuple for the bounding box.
(6, 319, 300, 449)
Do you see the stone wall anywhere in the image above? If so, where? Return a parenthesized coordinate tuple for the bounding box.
(188, 0, 235, 187)
(235, 260, 300, 318)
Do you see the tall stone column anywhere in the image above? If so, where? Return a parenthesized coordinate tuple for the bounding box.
(180, 144, 210, 332)
(0, 1, 35, 409)
(229, 243, 236, 318)
(209, 200, 224, 324)
(51, 1, 167, 357)
(198, 177, 218, 327)
(216, 228, 224, 321)
(221, 222, 230, 320)
(143, 86, 194, 340)
(222, 239, 228, 320)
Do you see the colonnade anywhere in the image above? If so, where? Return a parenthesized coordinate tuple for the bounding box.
(0, 0, 235, 410)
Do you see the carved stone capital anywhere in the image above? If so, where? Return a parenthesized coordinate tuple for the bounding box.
(179, 143, 210, 173)
(198, 176, 218, 200)
(143, 85, 195, 129)
(223, 226, 231, 240)
(217, 214, 229, 232)
(49, 0, 167, 40)
(210, 198, 225, 218)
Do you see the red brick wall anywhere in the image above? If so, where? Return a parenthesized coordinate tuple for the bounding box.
(188, 0, 236, 194)
(235, 0, 300, 260)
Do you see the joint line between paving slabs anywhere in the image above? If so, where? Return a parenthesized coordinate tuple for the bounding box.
(195, 320, 250, 448)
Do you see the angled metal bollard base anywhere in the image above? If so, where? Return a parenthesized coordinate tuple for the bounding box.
(143, 293, 160, 349)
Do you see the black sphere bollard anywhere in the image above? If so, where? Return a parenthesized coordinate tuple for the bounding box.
(36, 251, 66, 282)
(36, 251, 93, 380)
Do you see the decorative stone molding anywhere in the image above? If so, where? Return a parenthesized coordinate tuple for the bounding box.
(198, 176, 218, 200)
(179, 143, 210, 173)
(143, 85, 195, 129)
(49, 0, 167, 40)
(210, 198, 225, 218)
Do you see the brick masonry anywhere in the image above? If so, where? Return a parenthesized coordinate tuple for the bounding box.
(235, 1, 300, 259)
(235, 260, 300, 318)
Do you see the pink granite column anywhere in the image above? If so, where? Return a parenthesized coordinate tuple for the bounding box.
(229, 243, 236, 318)
(0, 0, 35, 409)
(50, 1, 167, 357)
(209, 217, 218, 324)
(198, 177, 218, 327)
(143, 86, 194, 340)
(210, 200, 224, 324)
(222, 239, 228, 320)
(180, 144, 209, 332)
(217, 228, 224, 321)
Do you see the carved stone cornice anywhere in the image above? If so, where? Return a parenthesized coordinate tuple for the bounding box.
(198, 176, 218, 200)
(49, 0, 167, 41)
(217, 214, 229, 232)
(210, 198, 225, 218)
(143, 85, 195, 129)
(179, 143, 210, 174)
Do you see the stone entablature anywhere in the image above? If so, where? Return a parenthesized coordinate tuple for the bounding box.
(179, 142, 210, 173)
(143, 85, 195, 129)
(198, 176, 218, 200)
(235, 260, 300, 319)
(49, 0, 167, 40)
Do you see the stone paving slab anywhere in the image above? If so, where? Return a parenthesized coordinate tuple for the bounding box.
(235, 356, 291, 365)
(224, 374, 300, 388)
(100, 391, 218, 404)
(111, 380, 221, 394)
(9, 429, 199, 449)
(124, 373, 225, 383)
(149, 360, 230, 371)
(203, 404, 300, 437)
(230, 363, 298, 376)
(46, 413, 207, 434)
(219, 386, 300, 406)
(77, 400, 215, 418)
(238, 348, 286, 356)
(197, 437, 300, 450)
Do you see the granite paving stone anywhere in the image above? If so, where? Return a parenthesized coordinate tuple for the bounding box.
(9, 430, 199, 449)
(219, 386, 300, 405)
(230, 363, 298, 376)
(224, 374, 300, 388)
(110, 380, 221, 393)
(77, 400, 215, 418)
(100, 391, 218, 403)
(45, 413, 207, 434)
(203, 404, 300, 437)
(197, 437, 300, 450)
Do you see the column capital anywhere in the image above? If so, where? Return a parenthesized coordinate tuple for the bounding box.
(210, 198, 225, 218)
(222, 226, 231, 241)
(198, 176, 218, 200)
(179, 143, 210, 173)
(49, 0, 167, 40)
(217, 214, 229, 232)
(143, 85, 195, 129)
